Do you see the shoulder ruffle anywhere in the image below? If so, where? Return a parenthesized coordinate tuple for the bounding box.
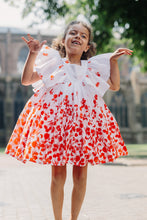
(85, 53, 113, 96)
(33, 45, 61, 76)
(32, 45, 62, 92)
(88, 53, 112, 81)
(32, 49, 113, 98)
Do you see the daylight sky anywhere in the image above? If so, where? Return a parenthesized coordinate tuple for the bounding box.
(0, 0, 32, 28)
(0, 0, 64, 34)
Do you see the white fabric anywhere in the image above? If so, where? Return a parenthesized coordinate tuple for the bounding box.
(33, 45, 112, 97)
(5, 45, 128, 166)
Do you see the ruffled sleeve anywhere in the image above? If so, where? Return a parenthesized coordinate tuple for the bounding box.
(32, 45, 62, 92)
(86, 53, 113, 97)
(88, 53, 112, 81)
(34, 45, 62, 77)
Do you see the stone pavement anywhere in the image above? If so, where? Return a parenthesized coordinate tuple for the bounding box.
(0, 153, 147, 220)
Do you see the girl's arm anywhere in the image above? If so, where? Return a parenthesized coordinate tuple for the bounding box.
(21, 34, 47, 86)
(21, 52, 40, 85)
(107, 48, 133, 91)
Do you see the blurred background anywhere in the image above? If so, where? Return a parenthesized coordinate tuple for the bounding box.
(0, 0, 147, 150)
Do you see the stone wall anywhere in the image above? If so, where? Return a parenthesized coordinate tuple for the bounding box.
(0, 28, 147, 147)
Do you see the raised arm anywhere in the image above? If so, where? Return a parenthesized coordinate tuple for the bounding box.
(21, 34, 47, 86)
(107, 48, 133, 91)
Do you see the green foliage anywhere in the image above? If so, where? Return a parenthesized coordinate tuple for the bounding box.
(22, 0, 70, 23)
(0, 147, 5, 153)
(95, 0, 147, 70)
(126, 144, 147, 159)
(5, 0, 147, 70)
(70, 0, 147, 69)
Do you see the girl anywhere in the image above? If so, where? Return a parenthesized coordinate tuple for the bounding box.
(5, 20, 132, 220)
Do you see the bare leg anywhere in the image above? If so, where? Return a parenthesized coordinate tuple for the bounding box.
(70, 164, 88, 220)
(51, 165, 67, 220)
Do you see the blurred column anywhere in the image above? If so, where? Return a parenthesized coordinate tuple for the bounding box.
(5, 28, 11, 75)
(37, 30, 42, 42)
(4, 76, 14, 143)
(4, 29, 14, 143)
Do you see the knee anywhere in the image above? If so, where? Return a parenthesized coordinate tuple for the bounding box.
(51, 166, 66, 186)
(73, 165, 88, 186)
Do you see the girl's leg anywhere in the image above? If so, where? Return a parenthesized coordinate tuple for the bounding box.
(51, 165, 67, 220)
(70, 164, 88, 220)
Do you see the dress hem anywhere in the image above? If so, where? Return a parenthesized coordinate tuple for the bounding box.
(5, 150, 128, 167)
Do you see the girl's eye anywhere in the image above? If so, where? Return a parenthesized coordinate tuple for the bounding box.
(82, 35, 86, 38)
(70, 31, 76, 35)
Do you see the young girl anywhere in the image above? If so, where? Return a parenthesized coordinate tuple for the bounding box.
(5, 20, 132, 220)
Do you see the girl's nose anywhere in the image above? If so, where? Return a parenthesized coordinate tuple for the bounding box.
(75, 33, 81, 39)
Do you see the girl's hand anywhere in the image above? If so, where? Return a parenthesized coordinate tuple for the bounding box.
(21, 34, 47, 54)
(110, 48, 133, 62)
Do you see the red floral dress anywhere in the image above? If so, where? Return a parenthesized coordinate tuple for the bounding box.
(5, 45, 128, 166)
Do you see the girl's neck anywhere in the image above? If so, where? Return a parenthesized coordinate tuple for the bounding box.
(66, 54, 81, 65)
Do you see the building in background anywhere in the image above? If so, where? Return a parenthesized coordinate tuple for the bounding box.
(0, 27, 147, 147)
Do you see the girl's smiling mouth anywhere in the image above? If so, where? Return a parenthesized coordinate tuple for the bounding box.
(72, 40, 81, 45)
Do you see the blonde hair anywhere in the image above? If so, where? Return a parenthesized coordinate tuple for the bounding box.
(51, 20, 97, 60)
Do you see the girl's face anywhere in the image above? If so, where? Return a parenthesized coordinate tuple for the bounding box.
(63, 23, 90, 59)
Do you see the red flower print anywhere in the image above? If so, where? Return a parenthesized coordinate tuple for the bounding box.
(96, 82, 100, 87)
(43, 103, 48, 109)
(108, 155, 113, 162)
(44, 125, 50, 132)
(85, 127, 90, 135)
(56, 125, 61, 131)
(80, 122, 83, 128)
(5, 59, 128, 166)
(92, 109, 96, 115)
(96, 72, 101, 77)
(123, 146, 127, 151)
(94, 157, 99, 163)
(60, 109, 64, 114)
(50, 75, 54, 80)
(94, 94, 98, 100)
(81, 98, 86, 105)
(50, 109, 54, 114)
(32, 141, 37, 147)
(76, 155, 80, 162)
(49, 88, 54, 94)
(34, 93, 38, 97)
(28, 101, 32, 108)
(44, 116, 47, 120)
(93, 100, 96, 106)
(102, 147, 107, 153)
(59, 64, 64, 69)
(43, 53, 48, 56)
(58, 136, 62, 142)
(59, 91, 63, 96)
(44, 133, 49, 139)
(80, 113, 83, 118)
(54, 94, 58, 99)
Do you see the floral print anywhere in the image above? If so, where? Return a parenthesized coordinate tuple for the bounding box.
(5, 45, 128, 166)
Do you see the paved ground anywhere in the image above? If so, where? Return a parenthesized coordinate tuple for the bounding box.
(0, 153, 147, 220)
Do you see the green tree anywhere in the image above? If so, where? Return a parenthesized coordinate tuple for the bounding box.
(5, 0, 147, 69)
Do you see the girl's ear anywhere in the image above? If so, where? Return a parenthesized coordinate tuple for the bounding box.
(62, 39, 65, 46)
(85, 45, 90, 53)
